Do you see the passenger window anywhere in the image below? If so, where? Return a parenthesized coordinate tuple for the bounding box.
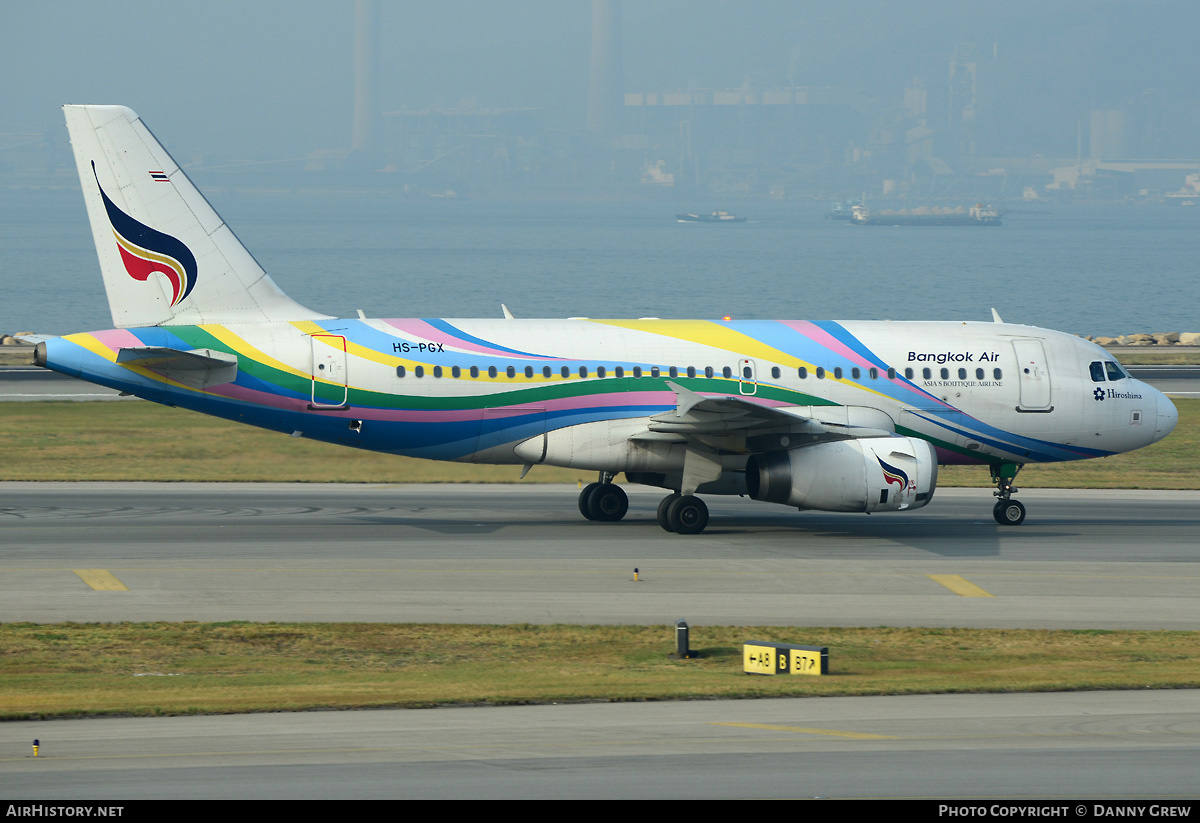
(743, 366, 752, 379)
(722, 366, 732, 378)
(414, 366, 424, 378)
(705, 366, 714, 378)
(633, 366, 642, 378)
(561, 366, 570, 378)
(543, 366, 552, 378)
(396, 366, 406, 378)
(851, 367, 860, 380)
(651, 367, 661, 378)
(1105, 362, 1125, 381)
(993, 368, 1002, 380)
(488, 366, 497, 378)
(433, 366, 443, 378)
(686, 366, 695, 378)
(1090, 361, 1106, 382)
(904, 368, 913, 379)
(834, 367, 843, 379)
(887, 367, 896, 379)
(816, 367, 825, 379)
(669, 367, 678, 378)
(615, 366, 624, 378)
(524, 366, 534, 378)
(940, 368, 949, 379)
(870, 368, 879, 380)
(958, 368, 966, 380)
(452, 366, 461, 378)
(506, 366, 516, 378)
(771, 367, 781, 379)
(798, 367, 808, 379)
(580, 366, 589, 378)
(597, 366, 607, 378)
(975, 368, 984, 380)
(922, 368, 931, 379)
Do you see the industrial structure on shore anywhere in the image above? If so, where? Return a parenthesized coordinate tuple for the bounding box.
(2, 1, 1197, 202)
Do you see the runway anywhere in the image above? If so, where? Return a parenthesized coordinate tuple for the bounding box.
(2, 483, 1199, 628)
(4, 482, 1199, 799)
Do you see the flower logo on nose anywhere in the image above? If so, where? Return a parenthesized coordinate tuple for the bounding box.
(1093, 387, 1105, 402)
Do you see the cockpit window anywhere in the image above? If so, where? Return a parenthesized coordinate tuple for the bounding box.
(1089, 361, 1106, 382)
(1104, 361, 1126, 381)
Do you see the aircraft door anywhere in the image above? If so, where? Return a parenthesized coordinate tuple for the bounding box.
(738, 359, 757, 396)
(1011, 339, 1052, 411)
(310, 334, 348, 409)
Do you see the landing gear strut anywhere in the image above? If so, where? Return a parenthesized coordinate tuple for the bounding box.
(578, 472, 629, 522)
(991, 463, 1026, 526)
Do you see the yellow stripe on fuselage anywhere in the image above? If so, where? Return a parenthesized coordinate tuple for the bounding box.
(65, 332, 119, 363)
(204, 324, 310, 381)
(590, 319, 894, 400)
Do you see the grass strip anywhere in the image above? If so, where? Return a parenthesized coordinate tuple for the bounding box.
(1, 399, 1197, 487)
(3, 623, 1199, 720)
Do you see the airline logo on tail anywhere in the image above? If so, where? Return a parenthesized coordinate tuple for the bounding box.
(92, 161, 197, 306)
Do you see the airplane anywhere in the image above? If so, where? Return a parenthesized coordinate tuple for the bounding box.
(31, 105, 1178, 534)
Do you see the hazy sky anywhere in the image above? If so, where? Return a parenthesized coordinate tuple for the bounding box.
(3, 1, 1199, 161)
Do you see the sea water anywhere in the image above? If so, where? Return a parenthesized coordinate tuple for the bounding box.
(1, 190, 1196, 337)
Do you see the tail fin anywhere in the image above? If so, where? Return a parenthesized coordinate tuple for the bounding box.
(63, 105, 329, 328)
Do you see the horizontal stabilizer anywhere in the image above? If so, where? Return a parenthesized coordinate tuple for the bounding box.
(116, 347, 238, 389)
(12, 333, 58, 345)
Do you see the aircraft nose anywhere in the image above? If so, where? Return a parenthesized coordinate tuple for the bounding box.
(1154, 390, 1178, 444)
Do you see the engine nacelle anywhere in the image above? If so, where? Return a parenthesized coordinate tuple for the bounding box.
(746, 436, 937, 513)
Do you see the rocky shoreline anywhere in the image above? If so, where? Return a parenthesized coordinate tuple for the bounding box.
(1085, 332, 1200, 347)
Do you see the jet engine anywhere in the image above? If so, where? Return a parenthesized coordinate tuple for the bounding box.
(745, 436, 937, 513)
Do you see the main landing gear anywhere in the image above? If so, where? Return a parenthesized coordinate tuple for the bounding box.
(991, 463, 1026, 526)
(575, 474, 710, 534)
(655, 493, 709, 535)
(578, 473, 629, 522)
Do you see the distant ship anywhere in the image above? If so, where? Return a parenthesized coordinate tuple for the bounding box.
(825, 198, 862, 219)
(676, 210, 747, 223)
(850, 203, 1001, 226)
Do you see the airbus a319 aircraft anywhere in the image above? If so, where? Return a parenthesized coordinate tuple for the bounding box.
(33, 105, 1178, 534)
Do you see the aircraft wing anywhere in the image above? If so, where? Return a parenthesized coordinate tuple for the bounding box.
(641, 381, 894, 451)
(115, 347, 238, 390)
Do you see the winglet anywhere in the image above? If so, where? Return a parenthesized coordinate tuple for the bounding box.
(990, 307, 1004, 323)
(502, 304, 515, 320)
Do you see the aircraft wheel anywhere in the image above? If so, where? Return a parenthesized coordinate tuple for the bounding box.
(588, 484, 629, 522)
(656, 493, 681, 532)
(993, 499, 1026, 526)
(668, 495, 709, 535)
(578, 483, 602, 520)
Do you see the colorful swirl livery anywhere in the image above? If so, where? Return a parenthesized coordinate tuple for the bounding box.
(34, 105, 1177, 533)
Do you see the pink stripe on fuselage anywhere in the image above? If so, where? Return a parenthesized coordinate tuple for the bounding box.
(383, 319, 552, 360)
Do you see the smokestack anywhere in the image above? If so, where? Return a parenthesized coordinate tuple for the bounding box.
(353, 0, 380, 156)
(587, 0, 623, 136)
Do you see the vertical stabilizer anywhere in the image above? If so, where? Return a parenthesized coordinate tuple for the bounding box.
(63, 105, 329, 327)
